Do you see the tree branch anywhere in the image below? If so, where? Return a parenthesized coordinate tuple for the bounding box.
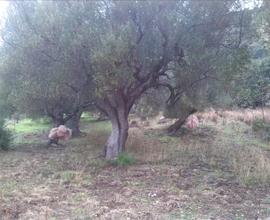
(170, 69, 212, 105)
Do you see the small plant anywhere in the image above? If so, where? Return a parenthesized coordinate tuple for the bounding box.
(252, 119, 270, 142)
(59, 170, 78, 184)
(113, 152, 135, 167)
(0, 119, 12, 150)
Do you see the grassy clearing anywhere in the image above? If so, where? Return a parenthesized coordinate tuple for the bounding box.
(127, 121, 270, 186)
(1, 115, 270, 219)
(4, 118, 51, 145)
(6, 118, 51, 134)
(7, 115, 270, 186)
(4, 114, 111, 145)
(5, 112, 107, 135)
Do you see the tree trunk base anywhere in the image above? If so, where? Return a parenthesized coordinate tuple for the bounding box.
(104, 114, 129, 159)
(167, 118, 187, 135)
(66, 111, 82, 137)
(167, 109, 197, 135)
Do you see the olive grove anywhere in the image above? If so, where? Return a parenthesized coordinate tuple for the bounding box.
(0, 0, 255, 158)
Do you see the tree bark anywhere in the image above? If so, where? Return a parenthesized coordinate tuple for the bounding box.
(104, 104, 129, 159)
(106, 116, 120, 159)
(66, 111, 82, 137)
(167, 108, 197, 134)
(98, 90, 131, 160)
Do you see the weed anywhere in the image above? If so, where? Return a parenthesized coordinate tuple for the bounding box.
(112, 152, 135, 167)
(59, 170, 78, 184)
(0, 180, 18, 198)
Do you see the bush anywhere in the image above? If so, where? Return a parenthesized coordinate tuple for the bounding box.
(0, 120, 12, 150)
(113, 152, 135, 167)
(252, 119, 270, 142)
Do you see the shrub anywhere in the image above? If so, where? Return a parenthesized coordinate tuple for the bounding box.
(252, 119, 270, 142)
(113, 152, 135, 167)
(0, 119, 12, 150)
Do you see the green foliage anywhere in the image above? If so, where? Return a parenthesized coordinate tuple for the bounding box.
(252, 118, 270, 142)
(233, 62, 270, 108)
(112, 152, 135, 167)
(162, 3, 250, 117)
(1, 1, 97, 122)
(0, 120, 12, 150)
(1, 1, 250, 118)
(231, 7, 270, 108)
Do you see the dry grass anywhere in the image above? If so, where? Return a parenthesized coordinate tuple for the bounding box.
(219, 108, 270, 124)
(127, 128, 174, 162)
(1, 112, 270, 219)
(231, 146, 270, 185)
(196, 108, 219, 123)
(127, 119, 270, 186)
(194, 108, 270, 126)
(0, 112, 270, 220)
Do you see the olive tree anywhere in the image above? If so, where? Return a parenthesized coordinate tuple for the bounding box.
(90, 0, 250, 158)
(1, 1, 98, 136)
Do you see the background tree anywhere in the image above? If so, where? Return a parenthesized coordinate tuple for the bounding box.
(0, 1, 98, 136)
(230, 1, 270, 109)
(134, 1, 252, 134)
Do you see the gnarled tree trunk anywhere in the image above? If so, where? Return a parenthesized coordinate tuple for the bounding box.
(105, 111, 129, 159)
(98, 90, 131, 160)
(167, 108, 197, 134)
(66, 111, 83, 137)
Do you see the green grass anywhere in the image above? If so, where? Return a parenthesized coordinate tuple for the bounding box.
(59, 170, 79, 184)
(5, 118, 51, 144)
(80, 112, 111, 133)
(5, 112, 110, 136)
(81, 112, 94, 122)
(0, 179, 19, 198)
(7, 118, 50, 134)
(81, 118, 111, 134)
(220, 122, 270, 150)
(4, 114, 111, 145)
(111, 152, 135, 167)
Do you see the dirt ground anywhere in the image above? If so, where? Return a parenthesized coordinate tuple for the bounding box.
(1, 120, 270, 220)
